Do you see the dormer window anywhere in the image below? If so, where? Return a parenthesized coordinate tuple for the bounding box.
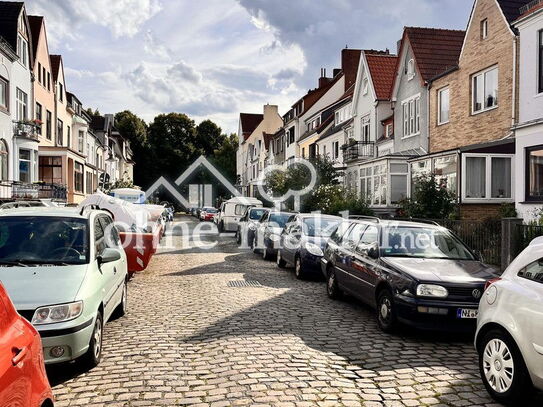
(407, 59, 415, 81)
(481, 19, 488, 40)
(362, 78, 369, 95)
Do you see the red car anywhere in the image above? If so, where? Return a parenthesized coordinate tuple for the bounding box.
(200, 207, 218, 222)
(0, 283, 54, 407)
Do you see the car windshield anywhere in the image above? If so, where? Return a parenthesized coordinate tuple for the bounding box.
(268, 213, 291, 228)
(303, 217, 342, 237)
(0, 216, 89, 265)
(381, 226, 475, 261)
(249, 209, 267, 220)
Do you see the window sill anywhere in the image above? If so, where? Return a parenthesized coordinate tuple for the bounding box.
(401, 132, 420, 140)
(462, 198, 514, 204)
(520, 200, 543, 204)
(437, 121, 449, 126)
(471, 105, 498, 116)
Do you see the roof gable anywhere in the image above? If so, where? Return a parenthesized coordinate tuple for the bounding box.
(0, 1, 24, 52)
(365, 54, 399, 100)
(239, 113, 263, 141)
(50, 54, 61, 81)
(27, 15, 42, 60)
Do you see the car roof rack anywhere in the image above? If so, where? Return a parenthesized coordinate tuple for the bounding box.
(348, 215, 380, 223)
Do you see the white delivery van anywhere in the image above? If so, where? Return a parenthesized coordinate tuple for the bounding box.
(217, 197, 262, 232)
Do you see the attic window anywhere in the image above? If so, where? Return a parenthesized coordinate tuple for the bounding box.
(481, 19, 488, 40)
(407, 59, 415, 81)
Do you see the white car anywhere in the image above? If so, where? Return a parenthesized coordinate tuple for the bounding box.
(216, 197, 262, 232)
(475, 237, 543, 404)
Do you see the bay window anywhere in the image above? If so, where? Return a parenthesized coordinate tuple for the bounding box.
(472, 66, 498, 113)
(526, 146, 543, 202)
(19, 149, 31, 183)
(463, 154, 512, 201)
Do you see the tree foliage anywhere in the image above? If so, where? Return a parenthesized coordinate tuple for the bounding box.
(398, 175, 457, 219)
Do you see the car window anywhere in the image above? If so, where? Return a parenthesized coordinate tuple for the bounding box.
(94, 218, 106, 256)
(260, 212, 269, 222)
(342, 223, 366, 250)
(330, 221, 352, 244)
(268, 213, 291, 228)
(303, 217, 342, 237)
(99, 216, 121, 248)
(356, 225, 379, 255)
(249, 208, 267, 220)
(234, 204, 246, 216)
(518, 259, 543, 284)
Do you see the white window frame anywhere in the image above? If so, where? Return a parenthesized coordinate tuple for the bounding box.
(461, 153, 514, 203)
(437, 87, 450, 125)
(401, 94, 420, 138)
(362, 78, 369, 95)
(16, 88, 27, 121)
(361, 116, 370, 142)
(471, 65, 498, 115)
(407, 59, 415, 81)
(481, 19, 488, 40)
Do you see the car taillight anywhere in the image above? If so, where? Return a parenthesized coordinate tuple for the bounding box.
(484, 278, 501, 291)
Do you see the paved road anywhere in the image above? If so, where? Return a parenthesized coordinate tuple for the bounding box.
(48, 215, 540, 406)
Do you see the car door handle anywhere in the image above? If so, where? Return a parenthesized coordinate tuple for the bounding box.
(113, 267, 117, 274)
(12, 347, 27, 366)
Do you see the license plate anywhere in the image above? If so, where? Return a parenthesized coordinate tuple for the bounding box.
(457, 308, 478, 319)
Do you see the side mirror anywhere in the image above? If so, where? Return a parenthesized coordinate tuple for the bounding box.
(97, 248, 122, 265)
(368, 244, 379, 260)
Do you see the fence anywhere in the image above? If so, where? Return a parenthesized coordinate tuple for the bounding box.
(513, 224, 543, 258)
(433, 219, 503, 267)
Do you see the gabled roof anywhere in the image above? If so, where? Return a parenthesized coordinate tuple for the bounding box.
(365, 54, 398, 100)
(497, 0, 534, 23)
(27, 15, 42, 60)
(402, 27, 465, 82)
(298, 72, 343, 116)
(513, 0, 543, 22)
(0, 1, 24, 52)
(239, 113, 263, 141)
(50, 54, 61, 81)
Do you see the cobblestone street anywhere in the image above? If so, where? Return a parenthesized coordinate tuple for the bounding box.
(47, 216, 539, 407)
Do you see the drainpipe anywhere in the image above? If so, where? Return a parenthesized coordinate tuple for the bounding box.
(512, 37, 517, 127)
(426, 83, 431, 153)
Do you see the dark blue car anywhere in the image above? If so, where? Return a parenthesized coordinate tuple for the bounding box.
(276, 214, 342, 279)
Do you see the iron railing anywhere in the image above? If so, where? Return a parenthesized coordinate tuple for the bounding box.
(342, 141, 375, 162)
(520, 0, 542, 15)
(2, 181, 67, 201)
(514, 224, 543, 257)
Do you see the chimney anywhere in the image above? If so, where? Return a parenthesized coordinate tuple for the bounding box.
(341, 48, 362, 91)
(263, 104, 278, 119)
(318, 68, 330, 88)
(333, 68, 341, 77)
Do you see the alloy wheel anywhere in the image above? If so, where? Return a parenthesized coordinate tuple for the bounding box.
(93, 318, 103, 359)
(483, 339, 515, 393)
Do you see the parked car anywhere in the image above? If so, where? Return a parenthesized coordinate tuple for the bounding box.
(216, 197, 263, 232)
(475, 236, 543, 404)
(200, 206, 218, 221)
(236, 207, 270, 246)
(0, 207, 129, 368)
(0, 282, 54, 406)
(277, 214, 342, 279)
(253, 211, 295, 260)
(321, 218, 498, 333)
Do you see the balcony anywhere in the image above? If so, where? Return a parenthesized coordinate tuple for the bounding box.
(10, 182, 67, 201)
(13, 120, 40, 142)
(342, 141, 375, 162)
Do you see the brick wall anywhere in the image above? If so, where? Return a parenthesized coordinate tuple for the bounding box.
(429, 0, 516, 153)
(459, 203, 501, 220)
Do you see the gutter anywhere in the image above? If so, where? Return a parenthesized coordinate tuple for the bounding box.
(512, 37, 518, 127)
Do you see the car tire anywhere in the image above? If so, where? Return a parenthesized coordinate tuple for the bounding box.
(376, 289, 398, 333)
(294, 255, 305, 280)
(326, 267, 342, 299)
(276, 250, 287, 268)
(112, 279, 128, 319)
(236, 230, 241, 244)
(81, 312, 103, 369)
(219, 221, 224, 233)
(478, 329, 533, 405)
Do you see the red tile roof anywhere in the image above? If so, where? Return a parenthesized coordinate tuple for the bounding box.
(239, 113, 263, 141)
(403, 27, 465, 82)
(28, 15, 42, 62)
(365, 54, 398, 100)
(50, 54, 62, 81)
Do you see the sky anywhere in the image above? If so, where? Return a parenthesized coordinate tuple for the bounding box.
(25, 0, 474, 134)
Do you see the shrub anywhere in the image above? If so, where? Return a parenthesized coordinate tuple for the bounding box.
(398, 175, 457, 219)
(498, 203, 517, 218)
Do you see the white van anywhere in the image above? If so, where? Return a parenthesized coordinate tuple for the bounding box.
(216, 197, 262, 232)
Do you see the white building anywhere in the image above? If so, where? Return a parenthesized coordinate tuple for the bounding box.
(513, 2, 543, 220)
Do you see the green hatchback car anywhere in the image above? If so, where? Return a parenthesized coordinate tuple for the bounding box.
(0, 207, 128, 368)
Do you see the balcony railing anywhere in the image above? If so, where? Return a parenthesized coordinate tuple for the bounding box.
(342, 141, 375, 162)
(13, 120, 40, 141)
(7, 182, 67, 201)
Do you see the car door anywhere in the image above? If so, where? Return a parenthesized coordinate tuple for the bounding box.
(93, 216, 118, 321)
(0, 287, 33, 407)
(352, 225, 380, 302)
(336, 223, 367, 293)
(99, 215, 126, 313)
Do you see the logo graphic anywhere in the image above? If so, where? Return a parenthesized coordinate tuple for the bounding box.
(472, 289, 482, 299)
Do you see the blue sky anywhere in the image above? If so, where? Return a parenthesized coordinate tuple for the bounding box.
(25, 0, 474, 133)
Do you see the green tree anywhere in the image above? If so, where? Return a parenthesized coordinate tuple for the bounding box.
(114, 111, 149, 187)
(398, 175, 457, 219)
(195, 120, 225, 156)
(210, 133, 238, 182)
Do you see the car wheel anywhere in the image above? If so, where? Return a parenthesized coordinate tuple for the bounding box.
(236, 230, 241, 244)
(295, 256, 305, 280)
(376, 289, 398, 333)
(326, 267, 342, 299)
(276, 250, 287, 268)
(219, 221, 224, 233)
(113, 279, 128, 319)
(479, 329, 533, 404)
(81, 312, 103, 369)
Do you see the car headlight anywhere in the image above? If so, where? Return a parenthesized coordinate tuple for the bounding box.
(32, 301, 83, 325)
(305, 242, 324, 257)
(416, 284, 448, 298)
